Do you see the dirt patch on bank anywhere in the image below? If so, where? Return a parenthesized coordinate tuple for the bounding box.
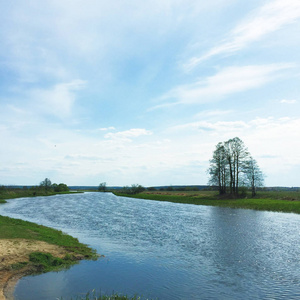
(0, 239, 69, 300)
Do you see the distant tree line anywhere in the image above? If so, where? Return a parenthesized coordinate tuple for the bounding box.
(117, 185, 203, 194)
(0, 178, 69, 199)
(208, 137, 264, 197)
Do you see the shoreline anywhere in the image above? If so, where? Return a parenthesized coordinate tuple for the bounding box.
(0, 212, 97, 300)
(0, 192, 98, 300)
(0, 238, 80, 300)
(2, 269, 28, 300)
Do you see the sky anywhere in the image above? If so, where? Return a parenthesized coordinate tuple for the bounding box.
(1, 0, 300, 187)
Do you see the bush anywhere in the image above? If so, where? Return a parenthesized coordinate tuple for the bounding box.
(121, 184, 145, 195)
(29, 252, 64, 271)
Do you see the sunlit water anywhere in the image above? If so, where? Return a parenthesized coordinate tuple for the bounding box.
(0, 192, 299, 300)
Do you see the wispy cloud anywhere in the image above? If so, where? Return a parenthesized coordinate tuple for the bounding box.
(105, 128, 153, 141)
(169, 120, 249, 133)
(154, 63, 293, 107)
(280, 99, 298, 104)
(185, 0, 300, 69)
(97, 127, 116, 131)
(196, 109, 233, 116)
(30, 79, 86, 118)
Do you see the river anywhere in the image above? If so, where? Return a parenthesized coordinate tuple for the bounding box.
(0, 192, 299, 299)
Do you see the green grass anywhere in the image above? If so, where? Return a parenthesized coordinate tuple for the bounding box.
(114, 190, 300, 214)
(28, 251, 83, 273)
(0, 189, 53, 201)
(0, 188, 83, 204)
(10, 252, 74, 273)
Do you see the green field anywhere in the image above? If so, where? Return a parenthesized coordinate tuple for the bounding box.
(114, 190, 300, 214)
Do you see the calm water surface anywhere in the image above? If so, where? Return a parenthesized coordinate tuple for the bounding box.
(0, 192, 299, 299)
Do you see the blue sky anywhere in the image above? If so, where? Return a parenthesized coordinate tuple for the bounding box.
(1, 0, 300, 187)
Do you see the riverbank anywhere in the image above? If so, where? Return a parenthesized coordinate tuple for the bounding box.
(0, 213, 97, 300)
(114, 190, 300, 214)
(0, 189, 82, 205)
(0, 239, 71, 300)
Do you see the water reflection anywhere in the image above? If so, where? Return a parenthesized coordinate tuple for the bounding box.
(0, 193, 299, 300)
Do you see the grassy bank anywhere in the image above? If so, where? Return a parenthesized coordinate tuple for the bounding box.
(114, 190, 300, 214)
(0, 188, 75, 204)
(0, 214, 97, 273)
(0, 189, 97, 276)
(0, 215, 96, 259)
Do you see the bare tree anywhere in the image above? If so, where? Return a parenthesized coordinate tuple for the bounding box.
(244, 157, 264, 197)
(208, 142, 228, 194)
(224, 137, 249, 195)
(208, 137, 262, 197)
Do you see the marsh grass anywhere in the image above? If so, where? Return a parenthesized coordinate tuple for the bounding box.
(114, 190, 300, 214)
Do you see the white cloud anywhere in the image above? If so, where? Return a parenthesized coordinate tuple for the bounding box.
(155, 63, 293, 106)
(97, 127, 116, 131)
(193, 110, 233, 118)
(169, 120, 249, 134)
(105, 128, 153, 141)
(280, 99, 297, 104)
(30, 79, 86, 118)
(185, 0, 300, 68)
(169, 116, 300, 140)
